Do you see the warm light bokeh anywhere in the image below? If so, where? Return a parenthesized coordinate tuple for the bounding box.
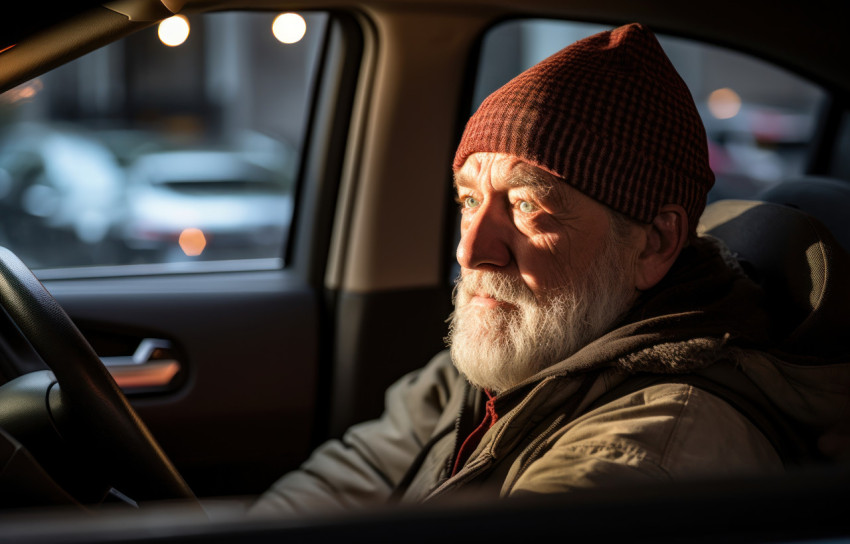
(0, 79, 43, 104)
(272, 13, 307, 44)
(158, 15, 191, 47)
(179, 228, 207, 256)
(708, 87, 742, 120)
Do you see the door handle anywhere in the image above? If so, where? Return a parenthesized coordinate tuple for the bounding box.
(100, 339, 182, 392)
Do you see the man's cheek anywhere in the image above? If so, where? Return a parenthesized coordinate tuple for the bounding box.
(519, 267, 572, 298)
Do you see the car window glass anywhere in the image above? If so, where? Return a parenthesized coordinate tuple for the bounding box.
(0, 11, 327, 276)
(473, 19, 827, 204)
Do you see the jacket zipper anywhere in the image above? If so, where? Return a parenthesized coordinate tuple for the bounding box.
(502, 373, 598, 493)
(443, 382, 471, 477)
(428, 374, 591, 500)
(426, 452, 496, 501)
(426, 382, 552, 501)
(502, 413, 568, 493)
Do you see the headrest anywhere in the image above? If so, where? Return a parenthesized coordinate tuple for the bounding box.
(698, 199, 850, 357)
(759, 175, 850, 253)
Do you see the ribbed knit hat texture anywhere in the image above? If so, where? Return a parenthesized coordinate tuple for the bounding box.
(453, 23, 714, 232)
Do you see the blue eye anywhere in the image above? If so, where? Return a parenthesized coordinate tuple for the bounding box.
(463, 196, 480, 208)
(518, 200, 535, 213)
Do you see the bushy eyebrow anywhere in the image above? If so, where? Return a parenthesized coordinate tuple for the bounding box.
(453, 170, 475, 191)
(505, 167, 557, 197)
(453, 165, 558, 197)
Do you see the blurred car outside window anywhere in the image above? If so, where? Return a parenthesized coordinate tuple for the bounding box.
(0, 11, 327, 276)
(473, 20, 829, 204)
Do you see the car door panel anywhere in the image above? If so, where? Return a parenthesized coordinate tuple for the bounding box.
(45, 272, 319, 496)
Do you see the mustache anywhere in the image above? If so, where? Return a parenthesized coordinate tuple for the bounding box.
(453, 271, 537, 307)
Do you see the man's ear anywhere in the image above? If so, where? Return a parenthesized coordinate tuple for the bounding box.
(634, 204, 689, 291)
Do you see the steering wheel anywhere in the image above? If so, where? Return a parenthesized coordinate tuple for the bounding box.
(0, 246, 195, 505)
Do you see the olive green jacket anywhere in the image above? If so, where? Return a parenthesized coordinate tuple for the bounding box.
(252, 239, 850, 516)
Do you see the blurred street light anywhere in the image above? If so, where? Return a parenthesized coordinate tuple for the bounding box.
(179, 228, 206, 256)
(0, 79, 42, 104)
(708, 87, 742, 120)
(158, 15, 190, 47)
(272, 13, 307, 44)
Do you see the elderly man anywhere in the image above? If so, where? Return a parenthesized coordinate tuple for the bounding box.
(252, 23, 843, 515)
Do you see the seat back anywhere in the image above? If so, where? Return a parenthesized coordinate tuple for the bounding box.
(759, 175, 850, 253)
(698, 199, 850, 357)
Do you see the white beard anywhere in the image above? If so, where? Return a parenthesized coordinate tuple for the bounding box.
(447, 235, 635, 394)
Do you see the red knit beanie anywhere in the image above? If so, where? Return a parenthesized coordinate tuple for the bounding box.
(453, 23, 714, 233)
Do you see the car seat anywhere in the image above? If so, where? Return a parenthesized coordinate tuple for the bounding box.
(758, 175, 850, 253)
(698, 198, 850, 357)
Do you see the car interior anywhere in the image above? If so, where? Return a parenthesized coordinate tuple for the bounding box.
(0, 0, 849, 541)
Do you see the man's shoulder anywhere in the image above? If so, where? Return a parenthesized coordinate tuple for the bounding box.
(508, 380, 783, 495)
(555, 380, 783, 475)
(380, 350, 466, 428)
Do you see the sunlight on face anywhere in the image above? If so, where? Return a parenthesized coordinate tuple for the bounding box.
(448, 153, 638, 393)
(454, 153, 616, 296)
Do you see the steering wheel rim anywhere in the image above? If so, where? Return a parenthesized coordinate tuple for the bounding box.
(0, 246, 195, 503)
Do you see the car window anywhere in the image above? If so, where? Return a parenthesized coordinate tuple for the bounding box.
(0, 11, 327, 276)
(473, 20, 828, 204)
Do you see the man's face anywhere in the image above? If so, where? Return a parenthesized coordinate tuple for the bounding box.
(448, 152, 639, 393)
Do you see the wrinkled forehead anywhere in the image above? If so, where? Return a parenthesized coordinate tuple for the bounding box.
(453, 152, 559, 193)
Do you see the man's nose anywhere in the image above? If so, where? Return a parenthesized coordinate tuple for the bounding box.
(456, 204, 511, 270)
